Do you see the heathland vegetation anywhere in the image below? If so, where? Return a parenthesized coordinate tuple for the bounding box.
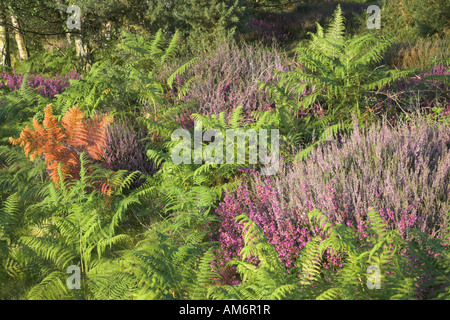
(0, 0, 449, 300)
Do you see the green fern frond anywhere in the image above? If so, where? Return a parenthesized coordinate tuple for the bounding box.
(27, 271, 70, 300)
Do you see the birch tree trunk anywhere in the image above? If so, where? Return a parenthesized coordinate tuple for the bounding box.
(104, 21, 112, 41)
(56, 0, 89, 71)
(74, 32, 89, 71)
(66, 32, 72, 45)
(56, 0, 72, 46)
(0, 5, 10, 67)
(10, 13, 28, 60)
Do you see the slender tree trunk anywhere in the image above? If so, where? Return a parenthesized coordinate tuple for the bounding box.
(55, 0, 89, 71)
(56, 0, 72, 46)
(0, 3, 10, 67)
(104, 21, 112, 41)
(66, 32, 72, 45)
(74, 31, 89, 71)
(10, 13, 28, 60)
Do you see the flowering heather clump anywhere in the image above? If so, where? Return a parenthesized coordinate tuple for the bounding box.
(215, 116, 449, 270)
(0, 69, 23, 91)
(169, 39, 292, 122)
(215, 168, 345, 270)
(284, 116, 449, 236)
(215, 175, 312, 269)
(0, 70, 81, 99)
(103, 117, 157, 180)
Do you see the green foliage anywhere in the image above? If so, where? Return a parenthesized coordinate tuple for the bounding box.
(208, 208, 449, 300)
(53, 29, 196, 119)
(125, 107, 280, 292)
(0, 154, 141, 299)
(382, 0, 450, 38)
(0, 144, 49, 201)
(285, 5, 410, 117)
(14, 47, 78, 75)
(51, 61, 118, 118)
(0, 75, 51, 127)
(260, 5, 413, 155)
(115, 29, 197, 117)
(209, 214, 299, 299)
(116, 232, 219, 300)
(139, 105, 279, 222)
(0, 78, 51, 201)
(142, 0, 250, 53)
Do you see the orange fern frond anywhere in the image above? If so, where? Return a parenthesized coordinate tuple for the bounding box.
(83, 114, 114, 160)
(10, 104, 114, 191)
(61, 105, 87, 147)
(42, 104, 65, 142)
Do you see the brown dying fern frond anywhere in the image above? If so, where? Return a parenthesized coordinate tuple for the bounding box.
(10, 104, 114, 189)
